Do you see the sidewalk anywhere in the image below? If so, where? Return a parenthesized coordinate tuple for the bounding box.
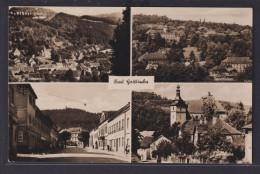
(84, 147, 130, 162)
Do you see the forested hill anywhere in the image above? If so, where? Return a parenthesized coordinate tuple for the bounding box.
(9, 9, 116, 52)
(42, 108, 100, 131)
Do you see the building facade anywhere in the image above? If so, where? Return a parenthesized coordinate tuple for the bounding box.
(8, 85, 18, 160)
(222, 57, 252, 73)
(10, 84, 58, 153)
(89, 103, 131, 155)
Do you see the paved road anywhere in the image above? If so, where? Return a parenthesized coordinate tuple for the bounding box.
(14, 146, 128, 163)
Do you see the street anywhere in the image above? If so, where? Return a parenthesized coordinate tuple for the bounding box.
(14, 146, 129, 163)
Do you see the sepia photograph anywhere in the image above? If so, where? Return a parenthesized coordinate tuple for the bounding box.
(8, 83, 131, 163)
(8, 6, 130, 82)
(132, 8, 252, 82)
(132, 83, 252, 164)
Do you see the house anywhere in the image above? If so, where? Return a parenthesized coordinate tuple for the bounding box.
(150, 135, 171, 157)
(242, 124, 252, 163)
(222, 57, 252, 73)
(60, 127, 84, 146)
(183, 46, 201, 61)
(138, 51, 169, 65)
(137, 136, 154, 161)
(146, 25, 180, 42)
(14, 48, 21, 57)
(36, 46, 51, 59)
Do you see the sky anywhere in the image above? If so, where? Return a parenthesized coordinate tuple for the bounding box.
(136, 83, 252, 106)
(132, 7, 252, 26)
(31, 83, 130, 113)
(39, 7, 125, 16)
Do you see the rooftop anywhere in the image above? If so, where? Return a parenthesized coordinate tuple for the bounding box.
(222, 57, 252, 64)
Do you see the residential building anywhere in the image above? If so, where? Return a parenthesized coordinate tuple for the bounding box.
(10, 84, 58, 153)
(60, 127, 84, 146)
(137, 136, 154, 161)
(138, 51, 169, 65)
(89, 103, 131, 155)
(8, 85, 18, 160)
(222, 57, 252, 73)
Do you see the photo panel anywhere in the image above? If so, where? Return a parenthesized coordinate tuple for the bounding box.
(8, 83, 131, 163)
(132, 83, 252, 164)
(8, 6, 130, 82)
(132, 7, 252, 82)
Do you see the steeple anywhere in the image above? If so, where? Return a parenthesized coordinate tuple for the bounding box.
(175, 84, 181, 100)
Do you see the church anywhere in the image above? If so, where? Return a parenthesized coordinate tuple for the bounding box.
(170, 85, 241, 145)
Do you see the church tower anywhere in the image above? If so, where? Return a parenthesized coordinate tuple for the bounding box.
(170, 85, 188, 126)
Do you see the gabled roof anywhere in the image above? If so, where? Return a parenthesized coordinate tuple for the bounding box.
(140, 131, 154, 137)
(222, 57, 252, 64)
(186, 100, 226, 114)
(210, 119, 242, 135)
(181, 120, 209, 135)
(140, 136, 154, 149)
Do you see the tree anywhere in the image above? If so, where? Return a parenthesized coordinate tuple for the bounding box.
(62, 69, 75, 82)
(156, 140, 174, 160)
(201, 92, 217, 122)
(225, 108, 246, 131)
(173, 131, 195, 155)
(60, 131, 71, 148)
(110, 7, 130, 76)
(189, 50, 196, 61)
(78, 131, 90, 148)
(132, 129, 142, 154)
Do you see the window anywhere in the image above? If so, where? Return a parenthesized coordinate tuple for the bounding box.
(29, 115, 31, 123)
(122, 119, 124, 129)
(127, 118, 129, 129)
(119, 121, 121, 130)
(119, 138, 121, 147)
(18, 131, 23, 142)
(122, 137, 124, 147)
(29, 95, 32, 105)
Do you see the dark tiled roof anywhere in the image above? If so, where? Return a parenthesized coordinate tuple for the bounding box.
(139, 51, 168, 61)
(140, 136, 154, 148)
(210, 119, 242, 135)
(186, 100, 225, 114)
(222, 57, 252, 64)
(181, 120, 209, 134)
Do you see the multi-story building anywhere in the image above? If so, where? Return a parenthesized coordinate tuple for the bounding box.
(89, 103, 131, 155)
(60, 127, 84, 146)
(222, 57, 252, 73)
(8, 85, 18, 160)
(10, 84, 58, 153)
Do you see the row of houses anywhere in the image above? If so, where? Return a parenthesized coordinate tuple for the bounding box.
(8, 84, 59, 160)
(137, 85, 252, 163)
(89, 103, 131, 155)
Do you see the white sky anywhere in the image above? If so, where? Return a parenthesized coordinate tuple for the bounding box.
(28, 7, 125, 16)
(132, 7, 252, 26)
(137, 83, 252, 106)
(31, 83, 130, 113)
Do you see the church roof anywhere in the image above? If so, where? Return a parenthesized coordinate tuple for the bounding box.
(181, 120, 209, 135)
(186, 100, 226, 114)
(171, 98, 187, 107)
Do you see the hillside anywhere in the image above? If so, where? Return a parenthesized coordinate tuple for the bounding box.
(9, 8, 115, 56)
(42, 108, 100, 131)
